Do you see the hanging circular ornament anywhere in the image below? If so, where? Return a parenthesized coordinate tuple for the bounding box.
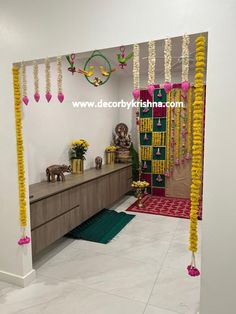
(33, 61, 40, 102)
(81, 50, 112, 87)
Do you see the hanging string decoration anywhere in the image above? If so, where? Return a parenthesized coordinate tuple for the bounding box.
(33, 61, 40, 102)
(187, 35, 205, 277)
(57, 56, 64, 103)
(164, 38, 172, 94)
(147, 40, 156, 96)
(181, 34, 190, 94)
(186, 87, 193, 160)
(21, 62, 29, 106)
(165, 92, 171, 177)
(13, 67, 30, 246)
(180, 93, 188, 163)
(132, 43, 140, 100)
(117, 46, 133, 69)
(66, 54, 76, 74)
(45, 58, 52, 102)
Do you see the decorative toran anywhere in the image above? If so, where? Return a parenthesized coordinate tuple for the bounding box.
(21, 62, 29, 106)
(164, 38, 172, 93)
(57, 56, 64, 103)
(45, 58, 52, 102)
(187, 35, 205, 277)
(13, 67, 30, 245)
(33, 61, 40, 102)
(147, 40, 156, 96)
(132, 43, 140, 100)
(181, 34, 190, 94)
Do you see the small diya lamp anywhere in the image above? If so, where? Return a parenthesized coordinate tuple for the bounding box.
(131, 180, 150, 209)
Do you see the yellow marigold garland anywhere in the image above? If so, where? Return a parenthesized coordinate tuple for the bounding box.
(187, 36, 205, 277)
(152, 160, 166, 174)
(186, 87, 193, 159)
(165, 92, 171, 176)
(153, 132, 165, 146)
(141, 146, 152, 160)
(140, 118, 152, 132)
(174, 89, 181, 165)
(13, 67, 30, 245)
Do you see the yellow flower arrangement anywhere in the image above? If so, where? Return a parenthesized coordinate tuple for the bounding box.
(131, 180, 149, 188)
(152, 160, 166, 174)
(13, 67, 27, 229)
(140, 118, 152, 133)
(141, 146, 152, 160)
(152, 132, 165, 146)
(187, 36, 205, 276)
(70, 139, 89, 160)
(71, 139, 89, 148)
(105, 145, 117, 152)
(174, 89, 181, 164)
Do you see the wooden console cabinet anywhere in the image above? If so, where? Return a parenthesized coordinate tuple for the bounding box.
(29, 163, 132, 257)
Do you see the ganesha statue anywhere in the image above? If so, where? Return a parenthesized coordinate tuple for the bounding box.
(113, 123, 132, 163)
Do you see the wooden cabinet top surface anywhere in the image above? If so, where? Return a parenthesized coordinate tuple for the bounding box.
(29, 163, 132, 204)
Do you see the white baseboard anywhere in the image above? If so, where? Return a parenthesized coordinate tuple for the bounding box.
(0, 269, 36, 287)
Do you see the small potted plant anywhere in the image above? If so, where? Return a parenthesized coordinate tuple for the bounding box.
(131, 180, 149, 208)
(70, 139, 89, 173)
(105, 145, 117, 164)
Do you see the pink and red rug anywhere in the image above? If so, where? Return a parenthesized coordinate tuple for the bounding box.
(126, 195, 202, 220)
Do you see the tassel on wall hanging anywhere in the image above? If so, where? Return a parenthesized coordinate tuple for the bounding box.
(181, 34, 190, 94)
(57, 56, 64, 103)
(21, 62, 29, 106)
(13, 67, 30, 246)
(33, 61, 40, 102)
(187, 35, 206, 277)
(147, 40, 156, 96)
(132, 43, 140, 100)
(45, 58, 52, 102)
(164, 38, 172, 94)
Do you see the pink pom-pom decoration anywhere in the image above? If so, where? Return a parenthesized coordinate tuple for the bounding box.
(175, 159, 180, 165)
(187, 265, 200, 277)
(181, 81, 190, 94)
(185, 153, 191, 160)
(34, 92, 40, 102)
(46, 91, 52, 102)
(18, 236, 31, 246)
(57, 92, 64, 103)
(148, 84, 155, 96)
(22, 95, 29, 106)
(164, 82, 172, 94)
(132, 89, 140, 100)
(165, 171, 171, 178)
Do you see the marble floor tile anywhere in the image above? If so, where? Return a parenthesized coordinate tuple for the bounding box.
(145, 305, 180, 314)
(149, 266, 200, 314)
(0, 276, 145, 314)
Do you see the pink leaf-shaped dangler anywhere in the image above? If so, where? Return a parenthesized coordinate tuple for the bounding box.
(132, 89, 140, 100)
(22, 95, 29, 106)
(34, 92, 40, 102)
(46, 91, 52, 103)
(57, 92, 64, 103)
(181, 81, 190, 94)
(148, 84, 155, 97)
(164, 82, 172, 94)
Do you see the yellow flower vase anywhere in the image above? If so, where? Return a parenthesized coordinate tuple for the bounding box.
(106, 151, 115, 165)
(72, 159, 84, 174)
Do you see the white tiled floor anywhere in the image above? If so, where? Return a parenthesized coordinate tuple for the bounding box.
(0, 196, 201, 314)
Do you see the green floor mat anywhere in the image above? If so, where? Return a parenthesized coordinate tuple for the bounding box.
(67, 209, 135, 244)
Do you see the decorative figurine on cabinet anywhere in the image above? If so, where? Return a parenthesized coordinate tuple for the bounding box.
(113, 123, 132, 163)
(95, 156, 103, 169)
(46, 164, 72, 183)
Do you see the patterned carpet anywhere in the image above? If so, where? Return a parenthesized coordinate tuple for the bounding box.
(126, 195, 202, 220)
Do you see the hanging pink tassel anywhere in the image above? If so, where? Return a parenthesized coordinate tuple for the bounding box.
(156, 175, 162, 182)
(46, 91, 52, 102)
(157, 118, 162, 127)
(175, 159, 180, 165)
(144, 133, 149, 141)
(181, 81, 190, 94)
(164, 82, 172, 94)
(157, 89, 162, 97)
(18, 236, 31, 246)
(187, 265, 200, 277)
(57, 92, 64, 103)
(148, 84, 155, 96)
(185, 153, 191, 160)
(34, 92, 40, 102)
(165, 171, 171, 178)
(132, 89, 140, 100)
(22, 95, 29, 106)
(143, 161, 147, 169)
(156, 148, 161, 156)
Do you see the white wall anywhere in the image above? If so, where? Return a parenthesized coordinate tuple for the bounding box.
(0, 0, 236, 312)
(23, 60, 119, 184)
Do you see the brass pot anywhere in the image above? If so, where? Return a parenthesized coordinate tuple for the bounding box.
(106, 151, 115, 164)
(72, 159, 84, 174)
